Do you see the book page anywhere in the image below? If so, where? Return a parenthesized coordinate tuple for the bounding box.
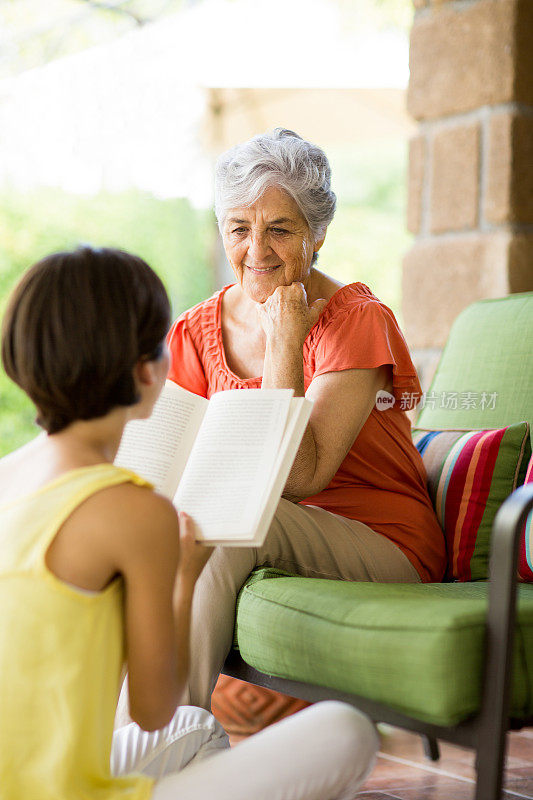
(115, 380, 208, 498)
(250, 397, 313, 545)
(256, 398, 308, 505)
(207, 397, 313, 546)
(174, 389, 293, 539)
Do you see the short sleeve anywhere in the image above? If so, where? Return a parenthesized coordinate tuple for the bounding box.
(312, 299, 422, 406)
(166, 317, 208, 397)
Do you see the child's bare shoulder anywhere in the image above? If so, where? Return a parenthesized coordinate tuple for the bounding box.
(63, 481, 180, 563)
(87, 480, 175, 518)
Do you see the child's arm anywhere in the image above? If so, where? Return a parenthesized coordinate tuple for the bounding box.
(47, 481, 209, 731)
(171, 511, 213, 706)
(107, 487, 210, 731)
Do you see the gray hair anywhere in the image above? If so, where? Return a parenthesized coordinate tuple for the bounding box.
(214, 128, 337, 244)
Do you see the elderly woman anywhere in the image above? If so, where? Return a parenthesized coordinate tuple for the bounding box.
(167, 128, 445, 710)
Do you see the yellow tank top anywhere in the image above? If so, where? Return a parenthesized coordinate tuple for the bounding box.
(0, 463, 155, 800)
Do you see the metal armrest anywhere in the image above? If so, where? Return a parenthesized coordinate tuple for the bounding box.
(476, 483, 533, 794)
(485, 482, 533, 695)
(489, 482, 533, 588)
(486, 482, 533, 651)
(483, 481, 533, 703)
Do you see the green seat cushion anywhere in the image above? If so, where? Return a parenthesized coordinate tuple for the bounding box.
(234, 569, 533, 727)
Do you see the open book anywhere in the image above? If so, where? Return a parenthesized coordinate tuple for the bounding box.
(115, 380, 312, 546)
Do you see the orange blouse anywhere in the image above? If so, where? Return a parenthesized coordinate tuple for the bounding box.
(167, 282, 446, 582)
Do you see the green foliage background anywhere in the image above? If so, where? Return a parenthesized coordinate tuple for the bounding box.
(1, 0, 412, 80)
(323, 141, 410, 315)
(0, 190, 215, 456)
(0, 140, 410, 457)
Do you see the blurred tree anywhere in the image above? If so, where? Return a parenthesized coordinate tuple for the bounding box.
(0, 0, 412, 79)
(0, 0, 187, 78)
(0, 186, 215, 456)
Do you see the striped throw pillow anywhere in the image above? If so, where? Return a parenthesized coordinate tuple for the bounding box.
(518, 456, 533, 582)
(412, 424, 531, 582)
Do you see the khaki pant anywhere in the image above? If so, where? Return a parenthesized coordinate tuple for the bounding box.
(183, 498, 420, 710)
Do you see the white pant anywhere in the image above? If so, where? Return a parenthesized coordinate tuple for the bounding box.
(112, 702, 379, 800)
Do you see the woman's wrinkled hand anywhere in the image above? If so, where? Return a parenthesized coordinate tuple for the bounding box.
(175, 510, 214, 586)
(256, 283, 328, 348)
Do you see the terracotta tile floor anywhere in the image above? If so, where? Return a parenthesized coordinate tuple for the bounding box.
(353, 725, 533, 799)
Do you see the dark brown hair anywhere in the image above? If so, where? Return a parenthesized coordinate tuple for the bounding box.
(1, 245, 171, 434)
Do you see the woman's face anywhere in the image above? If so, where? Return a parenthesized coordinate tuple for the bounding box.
(222, 186, 319, 304)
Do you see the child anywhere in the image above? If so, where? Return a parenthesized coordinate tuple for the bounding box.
(0, 245, 378, 800)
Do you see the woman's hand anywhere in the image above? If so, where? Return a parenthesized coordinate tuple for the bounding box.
(256, 282, 327, 348)
(259, 282, 327, 395)
(175, 511, 214, 588)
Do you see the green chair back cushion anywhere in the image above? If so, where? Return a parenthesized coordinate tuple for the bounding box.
(415, 293, 533, 432)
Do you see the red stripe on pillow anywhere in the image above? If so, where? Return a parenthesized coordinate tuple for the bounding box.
(458, 428, 507, 581)
(414, 422, 530, 582)
(444, 433, 483, 566)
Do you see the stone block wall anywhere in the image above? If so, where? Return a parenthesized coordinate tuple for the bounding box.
(403, 0, 533, 391)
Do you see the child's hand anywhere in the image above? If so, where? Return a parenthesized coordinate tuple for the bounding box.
(176, 511, 214, 585)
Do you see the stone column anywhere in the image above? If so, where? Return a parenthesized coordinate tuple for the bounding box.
(403, 0, 533, 390)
